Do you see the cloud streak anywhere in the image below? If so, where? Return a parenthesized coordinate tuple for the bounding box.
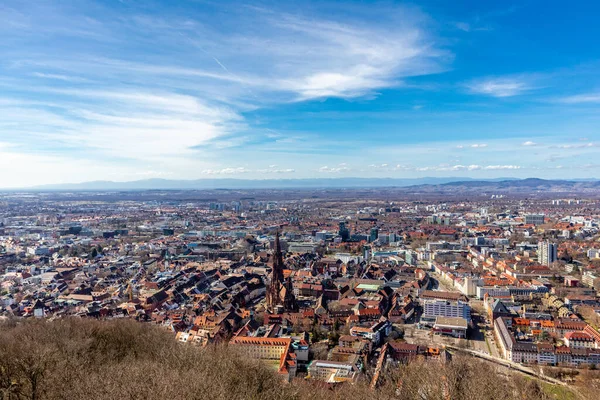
(414, 164, 521, 172)
(557, 93, 600, 104)
(466, 77, 532, 97)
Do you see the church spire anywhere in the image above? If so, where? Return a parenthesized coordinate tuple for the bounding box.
(272, 231, 284, 283)
(266, 230, 297, 313)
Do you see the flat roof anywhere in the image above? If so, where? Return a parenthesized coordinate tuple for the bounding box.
(434, 316, 468, 329)
(356, 284, 381, 291)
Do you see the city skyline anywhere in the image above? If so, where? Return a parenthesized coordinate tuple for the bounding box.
(2, 0, 600, 187)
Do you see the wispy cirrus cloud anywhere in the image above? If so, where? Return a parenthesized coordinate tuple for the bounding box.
(0, 90, 242, 160)
(239, 8, 448, 100)
(414, 164, 520, 172)
(456, 143, 488, 149)
(557, 92, 600, 104)
(257, 168, 296, 174)
(454, 22, 472, 32)
(482, 165, 521, 170)
(466, 77, 533, 97)
(32, 72, 91, 82)
(201, 167, 251, 175)
(194, 164, 297, 176)
(2, 1, 598, 185)
(6, 3, 447, 103)
(552, 142, 598, 149)
(0, 0, 451, 185)
(453, 21, 492, 33)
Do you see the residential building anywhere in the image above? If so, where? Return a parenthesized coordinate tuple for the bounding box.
(537, 241, 557, 266)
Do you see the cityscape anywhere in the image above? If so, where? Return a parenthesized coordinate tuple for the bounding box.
(2, 185, 600, 398)
(2, 0, 600, 399)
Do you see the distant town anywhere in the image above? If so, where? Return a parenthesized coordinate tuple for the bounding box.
(2, 187, 600, 389)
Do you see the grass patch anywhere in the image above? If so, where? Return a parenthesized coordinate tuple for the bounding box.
(540, 382, 578, 400)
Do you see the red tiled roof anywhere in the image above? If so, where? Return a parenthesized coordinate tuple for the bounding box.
(230, 336, 292, 346)
(564, 331, 594, 341)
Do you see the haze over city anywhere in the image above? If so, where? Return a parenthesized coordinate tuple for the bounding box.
(2, 0, 600, 187)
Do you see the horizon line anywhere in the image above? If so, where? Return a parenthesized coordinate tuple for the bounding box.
(2, 176, 599, 192)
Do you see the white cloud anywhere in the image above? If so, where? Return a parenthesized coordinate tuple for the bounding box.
(32, 72, 90, 82)
(558, 93, 600, 104)
(257, 11, 446, 100)
(0, 90, 241, 161)
(256, 168, 295, 174)
(201, 167, 251, 175)
(318, 165, 351, 173)
(456, 143, 488, 149)
(413, 164, 520, 172)
(368, 163, 390, 169)
(13, 5, 447, 103)
(467, 77, 532, 97)
(483, 165, 521, 170)
(455, 22, 471, 32)
(453, 19, 492, 33)
(555, 142, 597, 149)
(522, 141, 537, 146)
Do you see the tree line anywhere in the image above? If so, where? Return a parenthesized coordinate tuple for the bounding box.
(0, 318, 584, 400)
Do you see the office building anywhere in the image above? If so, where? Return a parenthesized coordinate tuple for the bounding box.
(525, 214, 545, 225)
(369, 227, 379, 242)
(338, 221, 350, 242)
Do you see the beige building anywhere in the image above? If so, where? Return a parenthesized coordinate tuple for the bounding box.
(307, 360, 359, 383)
(229, 336, 297, 381)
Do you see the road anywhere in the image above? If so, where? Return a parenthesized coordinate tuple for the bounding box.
(446, 345, 570, 388)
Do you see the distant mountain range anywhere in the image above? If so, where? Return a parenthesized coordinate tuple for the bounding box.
(23, 177, 521, 191)
(410, 178, 600, 193)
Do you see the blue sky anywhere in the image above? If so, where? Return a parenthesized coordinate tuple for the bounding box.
(1, 0, 600, 187)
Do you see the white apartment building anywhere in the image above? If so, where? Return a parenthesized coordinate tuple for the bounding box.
(422, 299, 471, 322)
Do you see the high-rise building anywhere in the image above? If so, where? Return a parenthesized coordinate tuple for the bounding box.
(363, 245, 372, 261)
(338, 221, 350, 242)
(369, 227, 379, 242)
(537, 240, 558, 266)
